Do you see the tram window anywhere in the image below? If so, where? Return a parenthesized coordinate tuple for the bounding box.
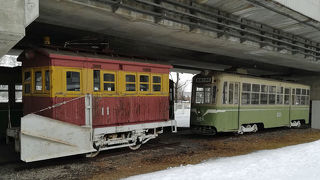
(260, 94, 268, 104)
(307, 89, 310, 95)
(243, 83, 251, 92)
(205, 87, 212, 104)
(195, 87, 204, 104)
(66, 71, 80, 91)
(241, 83, 251, 105)
(234, 84, 239, 104)
(284, 88, 290, 105)
(152, 76, 161, 92)
(24, 71, 31, 81)
(0, 85, 9, 103)
(302, 89, 306, 95)
(260, 85, 268, 104)
(35, 71, 42, 91)
(103, 73, 115, 92)
(212, 86, 217, 104)
(45, 70, 50, 91)
(93, 70, 100, 91)
(292, 89, 296, 105)
(15, 84, 22, 103)
(251, 84, 260, 105)
(126, 74, 136, 91)
(295, 88, 301, 105)
(139, 75, 149, 92)
(229, 83, 234, 104)
(276, 87, 283, 104)
(252, 84, 260, 92)
(268, 86, 276, 104)
(223, 82, 228, 104)
(24, 71, 31, 94)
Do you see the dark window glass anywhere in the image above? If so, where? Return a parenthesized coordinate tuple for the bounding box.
(140, 75, 149, 83)
(153, 76, 161, 83)
(35, 71, 42, 91)
(252, 84, 260, 92)
(223, 82, 228, 104)
(242, 83, 251, 92)
(126, 75, 135, 82)
(260, 94, 268, 104)
(296, 88, 301, 95)
(302, 89, 306, 95)
(269, 94, 276, 104)
(25, 84, 30, 94)
(229, 83, 234, 104)
(261, 85, 268, 93)
(0, 85, 9, 103)
(251, 93, 259, 104)
(45, 70, 50, 91)
(126, 84, 136, 91)
(153, 85, 161, 91)
(241, 93, 250, 105)
(140, 84, 149, 91)
(66, 71, 80, 91)
(104, 83, 115, 91)
(24, 72, 31, 81)
(269, 86, 276, 93)
(94, 70, 100, 91)
(234, 84, 239, 104)
(15, 84, 22, 103)
(104, 74, 115, 82)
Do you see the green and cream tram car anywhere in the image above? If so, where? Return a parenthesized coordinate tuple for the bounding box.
(190, 72, 310, 135)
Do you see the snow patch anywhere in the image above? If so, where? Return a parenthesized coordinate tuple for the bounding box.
(125, 140, 320, 180)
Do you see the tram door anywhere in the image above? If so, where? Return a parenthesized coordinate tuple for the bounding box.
(228, 82, 240, 130)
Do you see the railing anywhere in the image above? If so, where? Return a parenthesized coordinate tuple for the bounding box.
(93, 0, 320, 61)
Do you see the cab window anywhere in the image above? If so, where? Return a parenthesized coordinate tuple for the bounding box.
(93, 70, 100, 91)
(35, 71, 42, 91)
(45, 70, 50, 91)
(24, 71, 31, 94)
(66, 71, 80, 91)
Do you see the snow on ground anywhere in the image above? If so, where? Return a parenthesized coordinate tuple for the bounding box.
(175, 108, 190, 127)
(125, 140, 320, 180)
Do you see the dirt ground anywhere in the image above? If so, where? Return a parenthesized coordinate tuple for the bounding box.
(2, 127, 320, 180)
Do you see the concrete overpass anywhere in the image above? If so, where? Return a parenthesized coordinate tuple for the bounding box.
(27, 0, 320, 72)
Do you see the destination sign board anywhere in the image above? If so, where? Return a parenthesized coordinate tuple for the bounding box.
(195, 77, 212, 83)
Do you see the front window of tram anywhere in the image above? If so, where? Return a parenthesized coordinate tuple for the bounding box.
(195, 85, 216, 104)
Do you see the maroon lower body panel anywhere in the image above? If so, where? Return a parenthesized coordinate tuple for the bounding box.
(23, 96, 169, 127)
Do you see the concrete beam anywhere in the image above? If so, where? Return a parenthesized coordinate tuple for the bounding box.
(0, 0, 39, 58)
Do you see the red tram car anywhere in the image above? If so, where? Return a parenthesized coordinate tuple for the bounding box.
(12, 48, 176, 162)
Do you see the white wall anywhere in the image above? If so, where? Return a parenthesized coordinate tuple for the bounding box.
(274, 0, 320, 22)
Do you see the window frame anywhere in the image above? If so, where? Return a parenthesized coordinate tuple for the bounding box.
(65, 69, 82, 93)
(34, 68, 43, 93)
(44, 69, 50, 94)
(125, 73, 137, 93)
(152, 75, 162, 93)
(138, 73, 151, 93)
(102, 70, 117, 94)
(23, 69, 32, 95)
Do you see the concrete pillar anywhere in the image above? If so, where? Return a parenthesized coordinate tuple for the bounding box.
(0, 0, 39, 58)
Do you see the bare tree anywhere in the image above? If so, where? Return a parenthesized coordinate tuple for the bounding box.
(172, 72, 189, 103)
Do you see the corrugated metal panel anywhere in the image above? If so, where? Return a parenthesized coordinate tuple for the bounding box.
(275, 0, 320, 22)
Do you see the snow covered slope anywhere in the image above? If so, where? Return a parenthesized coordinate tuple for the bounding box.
(126, 140, 320, 180)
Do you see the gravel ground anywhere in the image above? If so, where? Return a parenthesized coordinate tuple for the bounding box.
(1, 127, 320, 180)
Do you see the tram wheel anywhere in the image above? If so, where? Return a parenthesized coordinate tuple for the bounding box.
(129, 143, 142, 150)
